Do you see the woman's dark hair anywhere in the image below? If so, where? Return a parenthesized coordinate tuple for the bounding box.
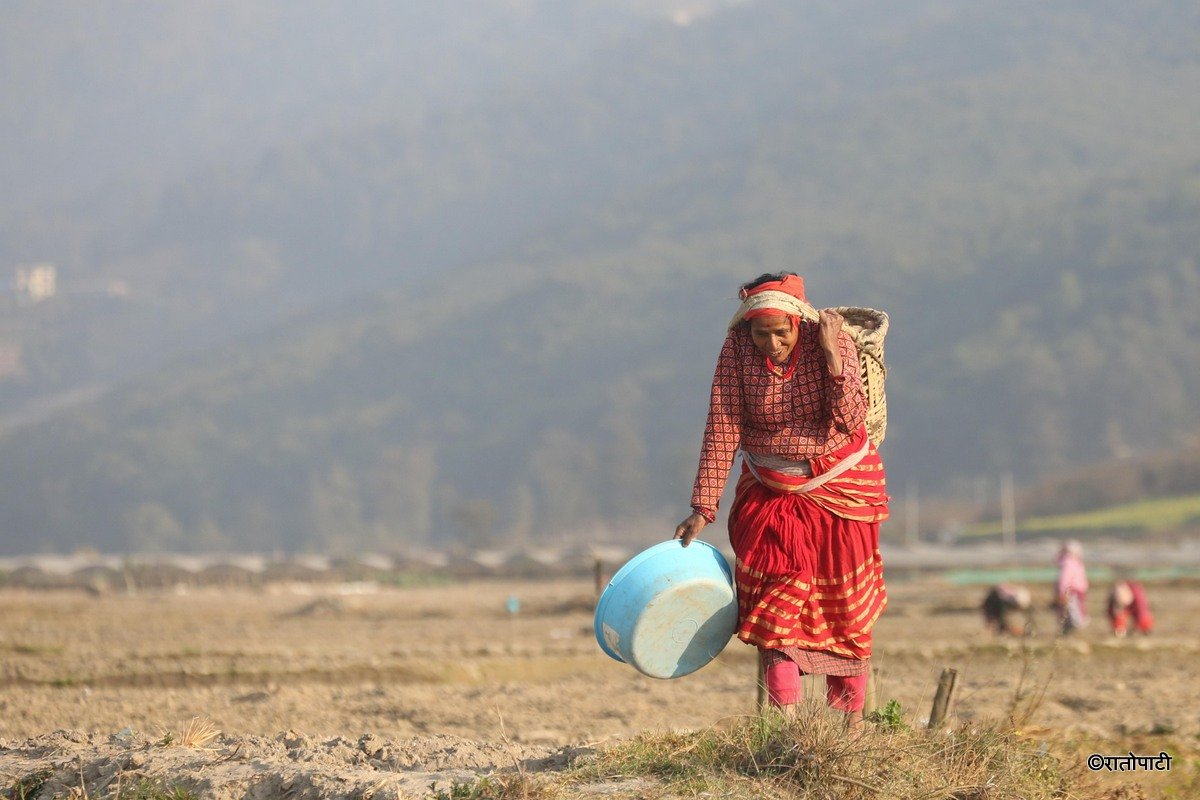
(740, 272, 798, 293)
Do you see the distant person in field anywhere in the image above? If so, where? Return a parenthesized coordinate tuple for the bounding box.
(674, 273, 888, 728)
(982, 583, 1032, 636)
(1107, 576, 1153, 637)
(1055, 539, 1089, 634)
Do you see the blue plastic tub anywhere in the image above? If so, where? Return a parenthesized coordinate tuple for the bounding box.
(594, 539, 738, 679)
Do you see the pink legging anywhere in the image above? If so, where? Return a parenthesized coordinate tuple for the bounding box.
(763, 654, 867, 713)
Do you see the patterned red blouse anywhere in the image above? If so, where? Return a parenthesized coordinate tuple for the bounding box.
(690, 323, 868, 521)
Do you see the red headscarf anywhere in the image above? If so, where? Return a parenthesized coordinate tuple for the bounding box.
(729, 274, 819, 331)
(739, 274, 809, 303)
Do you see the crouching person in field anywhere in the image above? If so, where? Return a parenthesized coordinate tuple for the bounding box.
(982, 583, 1032, 636)
(1107, 577, 1153, 637)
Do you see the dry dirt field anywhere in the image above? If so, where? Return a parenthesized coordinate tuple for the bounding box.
(1, 575, 1197, 797)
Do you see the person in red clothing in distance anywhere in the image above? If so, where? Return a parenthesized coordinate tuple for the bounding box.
(1107, 574, 1154, 637)
(675, 272, 889, 728)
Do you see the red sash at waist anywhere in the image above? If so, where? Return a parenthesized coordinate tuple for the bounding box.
(739, 425, 889, 523)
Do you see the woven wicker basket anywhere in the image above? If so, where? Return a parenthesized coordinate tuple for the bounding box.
(828, 306, 889, 446)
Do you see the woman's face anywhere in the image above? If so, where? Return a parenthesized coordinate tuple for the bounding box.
(749, 315, 798, 364)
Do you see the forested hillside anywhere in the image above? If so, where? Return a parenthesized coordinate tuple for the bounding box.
(0, 0, 708, 404)
(2, 1, 1199, 554)
(0, 0, 685, 212)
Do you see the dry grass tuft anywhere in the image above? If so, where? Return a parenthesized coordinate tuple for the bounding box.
(179, 716, 221, 749)
(553, 702, 1095, 800)
(156, 716, 221, 750)
(427, 773, 555, 800)
(1006, 638, 1053, 733)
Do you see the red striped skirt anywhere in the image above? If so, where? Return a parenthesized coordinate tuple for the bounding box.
(729, 463, 887, 676)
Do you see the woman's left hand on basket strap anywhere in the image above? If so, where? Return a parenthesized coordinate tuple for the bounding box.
(818, 309, 844, 376)
(674, 512, 709, 547)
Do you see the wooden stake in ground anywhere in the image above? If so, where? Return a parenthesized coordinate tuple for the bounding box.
(864, 665, 879, 716)
(928, 667, 958, 729)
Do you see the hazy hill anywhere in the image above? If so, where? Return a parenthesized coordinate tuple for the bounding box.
(0, 0, 690, 212)
(0, 0, 757, 406)
(2, 0, 1200, 554)
(0, 0, 704, 404)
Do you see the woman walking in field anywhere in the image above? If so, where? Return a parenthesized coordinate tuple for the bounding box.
(674, 273, 888, 726)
